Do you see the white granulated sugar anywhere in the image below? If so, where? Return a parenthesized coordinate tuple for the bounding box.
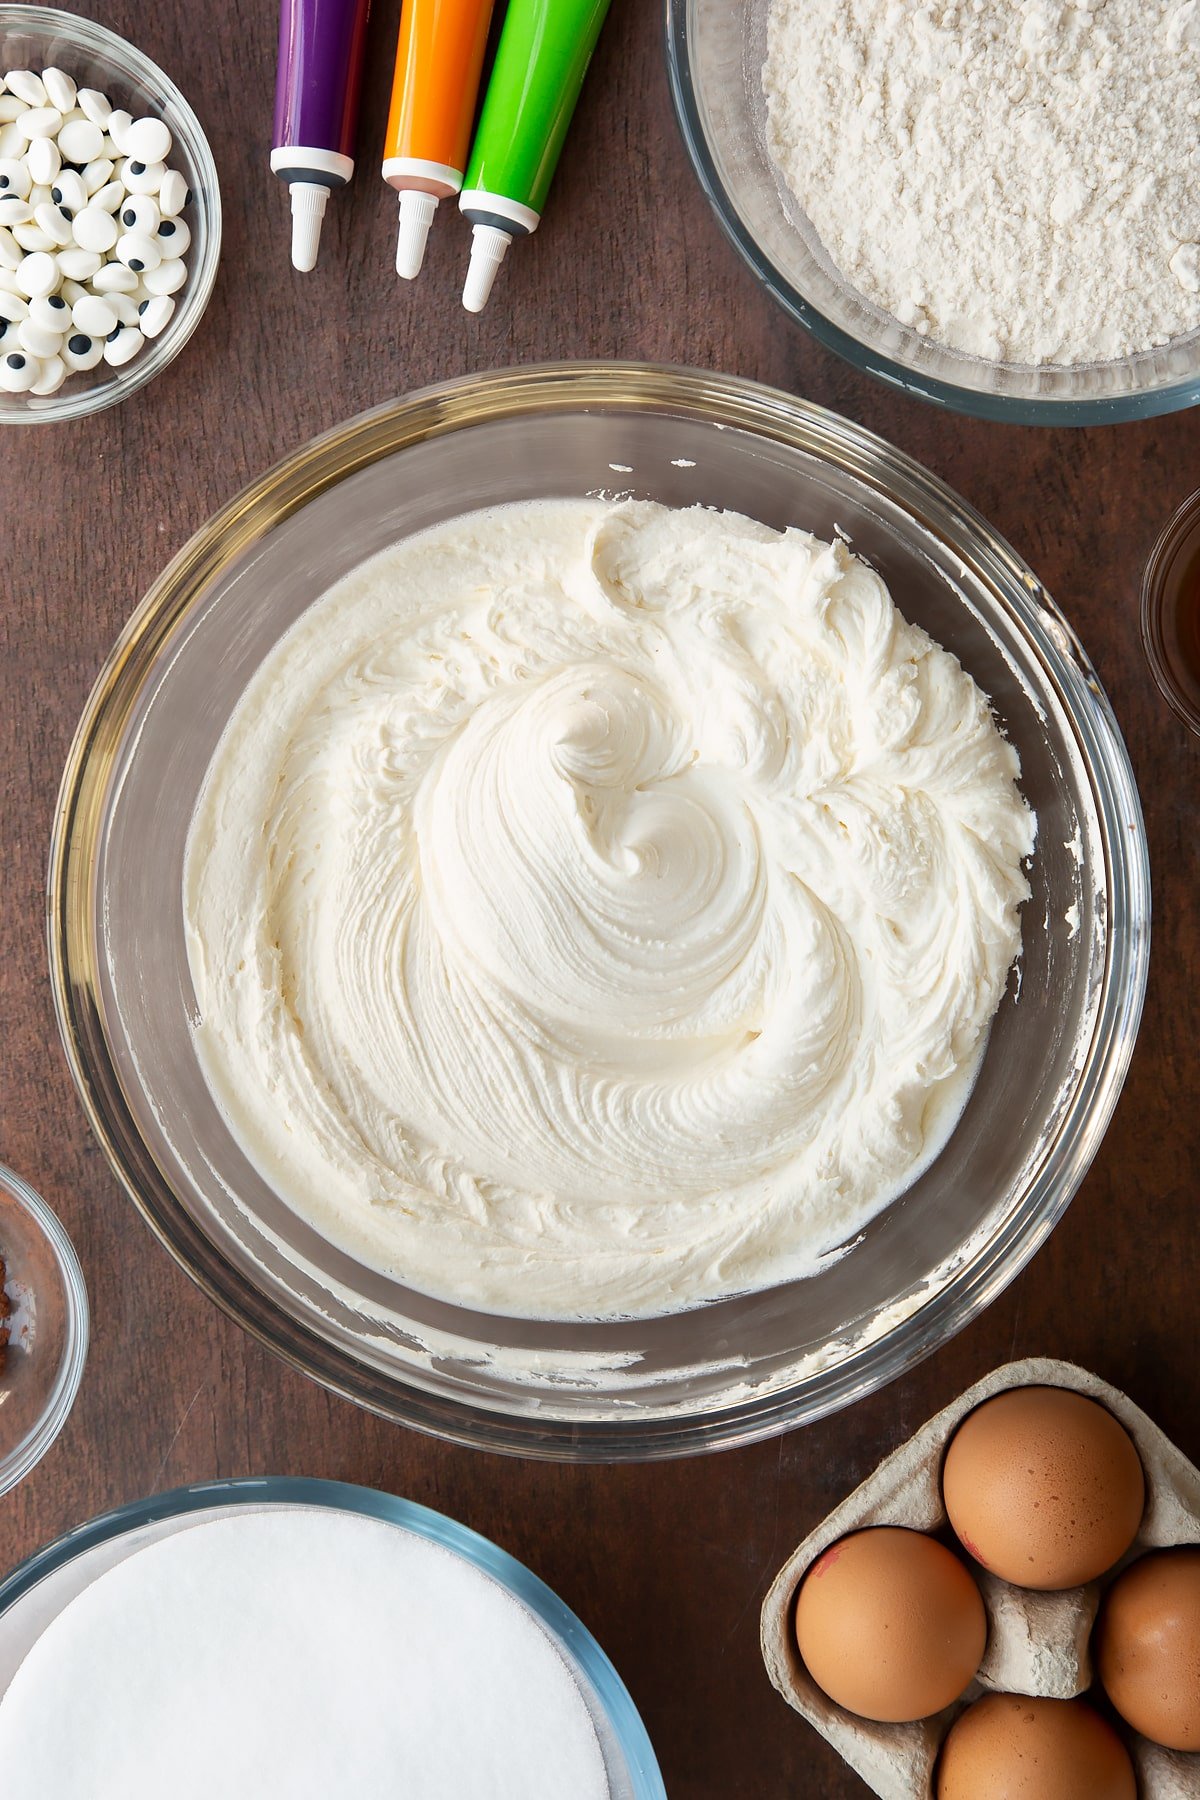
(763, 0, 1200, 366)
(0, 1510, 611, 1799)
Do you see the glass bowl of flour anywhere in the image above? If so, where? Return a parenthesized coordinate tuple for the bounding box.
(48, 364, 1150, 1457)
(666, 0, 1200, 423)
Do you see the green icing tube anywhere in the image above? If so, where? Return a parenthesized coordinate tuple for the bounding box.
(460, 0, 613, 311)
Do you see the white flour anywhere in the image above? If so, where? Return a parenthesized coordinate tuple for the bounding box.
(763, 0, 1200, 366)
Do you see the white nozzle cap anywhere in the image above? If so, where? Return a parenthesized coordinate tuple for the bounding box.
(463, 222, 513, 313)
(289, 181, 329, 272)
(396, 190, 439, 279)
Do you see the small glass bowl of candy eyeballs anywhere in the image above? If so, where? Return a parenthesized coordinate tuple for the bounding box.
(0, 6, 219, 421)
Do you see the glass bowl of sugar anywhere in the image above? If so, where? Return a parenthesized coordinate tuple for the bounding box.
(666, 0, 1200, 424)
(0, 1479, 665, 1799)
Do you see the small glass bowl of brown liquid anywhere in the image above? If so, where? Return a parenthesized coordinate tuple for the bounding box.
(1142, 490, 1200, 735)
(0, 1165, 88, 1495)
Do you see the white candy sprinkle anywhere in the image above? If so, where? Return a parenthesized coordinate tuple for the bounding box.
(0, 71, 191, 395)
(72, 205, 117, 252)
(91, 260, 138, 293)
(108, 291, 139, 325)
(17, 314, 61, 356)
(5, 70, 45, 107)
(119, 193, 158, 234)
(102, 323, 142, 365)
(28, 292, 68, 328)
(76, 87, 113, 127)
(56, 246, 102, 280)
(142, 255, 185, 295)
(125, 116, 171, 163)
(157, 168, 187, 215)
(71, 292, 116, 336)
(12, 222, 55, 253)
(91, 180, 125, 213)
(106, 109, 133, 152)
(81, 156, 114, 195)
(0, 155, 31, 197)
(17, 106, 62, 140)
(61, 331, 102, 370)
(57, 116, 103, 164)
(26, 133, 59, 184)
(116, 230, 159, 272)
(33, 201, 72, 245)
(41, 68, 76, 112)
(51, 169, 85, 212)
(156, 214, 189, 256)
(120, 157, 164, 195)
(14, 249, 57, 295)
(30, 351, 65, 393)
(137, 292, 173, 337)
(0, 348, 38, 389)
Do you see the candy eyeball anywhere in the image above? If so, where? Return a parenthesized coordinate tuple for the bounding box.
(0, 66, 193, 400)
(0, 348, 38, 390)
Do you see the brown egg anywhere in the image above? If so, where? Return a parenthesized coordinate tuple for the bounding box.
(793, 1526, 986, 1723)
(936, 1695, 1137, 1799)
(1096, 1545, 1200, 1750)
(942, 1385, 1144, 1589)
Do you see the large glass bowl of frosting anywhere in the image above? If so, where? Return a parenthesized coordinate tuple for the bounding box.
(49, 364, 1150, 1458)
(666, 0, 1200, 423)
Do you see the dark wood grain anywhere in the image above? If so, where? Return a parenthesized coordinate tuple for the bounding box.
(1, 3, 1198, 1795)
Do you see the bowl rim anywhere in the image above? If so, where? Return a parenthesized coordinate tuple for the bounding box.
(46, 361, 1152, 1461)
(1140, 486, 1200, 737)
(662, 0, 1200, 426)
(0, 3, 222, 424)
(0, 1474, 667, 1797)
(0, 1163, 89, 1496)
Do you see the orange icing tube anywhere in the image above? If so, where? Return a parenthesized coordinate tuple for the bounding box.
(383, 0, 496, 279)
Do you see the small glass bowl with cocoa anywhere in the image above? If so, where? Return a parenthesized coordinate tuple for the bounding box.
(0, 1164, 88, 1495)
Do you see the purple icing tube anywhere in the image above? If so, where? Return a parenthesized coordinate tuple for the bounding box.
(271, 0, 372, 271)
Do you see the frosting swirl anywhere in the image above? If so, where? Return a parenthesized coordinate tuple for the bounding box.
(185, 500, 1034, 1319)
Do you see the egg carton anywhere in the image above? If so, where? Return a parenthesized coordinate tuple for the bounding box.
(760, 1357, 1200, 1798)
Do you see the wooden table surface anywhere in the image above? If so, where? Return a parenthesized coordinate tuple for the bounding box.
(1, 2, 1197, 1794)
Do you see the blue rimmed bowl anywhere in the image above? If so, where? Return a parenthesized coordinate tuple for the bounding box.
(0, 1475, 665, 1798)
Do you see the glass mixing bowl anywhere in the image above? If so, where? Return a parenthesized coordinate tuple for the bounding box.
(0, 6, 221, 424)
(0, 1477, 665, 1798)
(48, 364, 1150, 1459)
(664, 0, 1200, 424)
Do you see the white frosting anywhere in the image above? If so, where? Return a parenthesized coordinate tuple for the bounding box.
(184, 501, 1034, 1321)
